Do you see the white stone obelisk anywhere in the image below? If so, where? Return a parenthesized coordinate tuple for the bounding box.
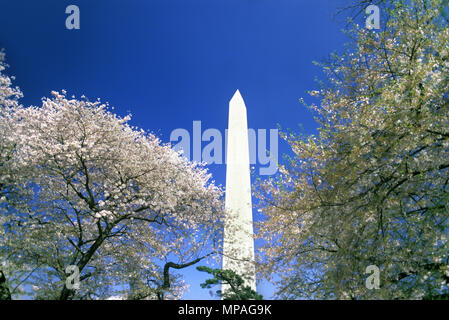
(222, 89, 256, 294)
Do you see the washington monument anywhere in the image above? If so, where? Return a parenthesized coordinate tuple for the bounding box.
(222, 89, 256, 293)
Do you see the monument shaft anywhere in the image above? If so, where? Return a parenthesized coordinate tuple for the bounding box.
(222, 90, 256, 293)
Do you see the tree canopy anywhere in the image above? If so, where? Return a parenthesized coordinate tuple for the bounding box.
(197, 266, 263, 300)
(255, 0, 449, 299)
(0, 55, 224, 299)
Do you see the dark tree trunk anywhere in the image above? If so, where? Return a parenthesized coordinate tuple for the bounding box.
(59, 232, 108, 300)
(0, 270, 12, 300)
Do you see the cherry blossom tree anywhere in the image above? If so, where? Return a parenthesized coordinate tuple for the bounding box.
(2, 89, 223, 299)
(0, 51, 28, 300)
(0, 50, 23, 200)
(255, 0, 449, 299)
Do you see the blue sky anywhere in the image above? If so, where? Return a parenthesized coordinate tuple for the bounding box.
(0, 0, 357, 299)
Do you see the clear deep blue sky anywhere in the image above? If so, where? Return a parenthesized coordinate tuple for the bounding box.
(0, 0, 357, 299)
